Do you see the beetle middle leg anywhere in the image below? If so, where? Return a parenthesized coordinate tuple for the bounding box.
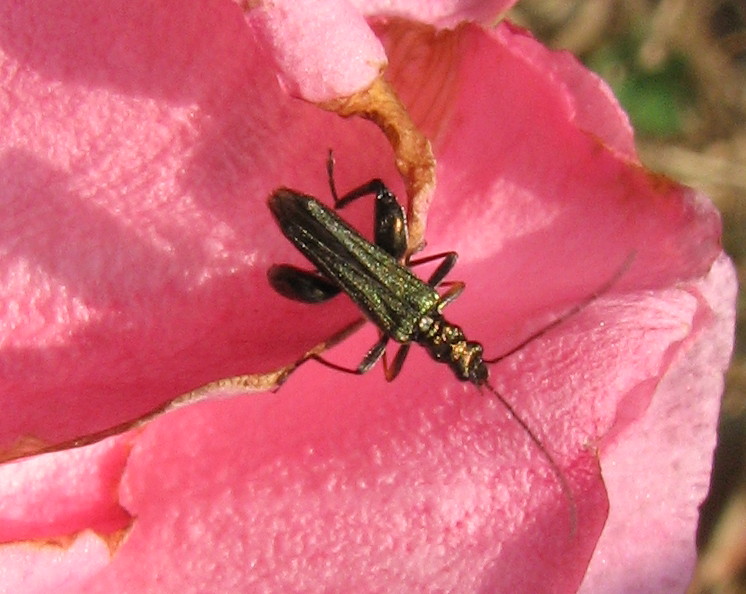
(326, 151, 408, 262)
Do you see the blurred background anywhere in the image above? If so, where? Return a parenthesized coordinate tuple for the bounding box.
(507, 1, 745, 592)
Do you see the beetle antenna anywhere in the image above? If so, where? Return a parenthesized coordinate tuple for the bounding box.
(482, 380, 578, 538)
(484, 253, 635, 365)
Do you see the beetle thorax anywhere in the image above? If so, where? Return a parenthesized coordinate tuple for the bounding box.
(418, 316, 485, 383)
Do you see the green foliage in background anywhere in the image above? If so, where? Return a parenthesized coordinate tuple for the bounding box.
(586, 36, 694, 138)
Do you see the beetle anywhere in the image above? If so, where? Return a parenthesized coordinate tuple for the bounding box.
(268, 153, 619, 387)
(268, 162, 481, 384)
(267, 154, 629, 529)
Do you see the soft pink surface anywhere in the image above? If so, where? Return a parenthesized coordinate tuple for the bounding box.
(0, 2, 734, 593)
(0, 532, 110, 594)
(0, 436, 131, 542)
(580, 255, 737, 593)
(246, 0, 387, 101)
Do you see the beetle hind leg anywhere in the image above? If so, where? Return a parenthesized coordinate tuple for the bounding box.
(310, 334, 413, 382)
(268, 264, 341, 303)
(308, 332, 388, 376)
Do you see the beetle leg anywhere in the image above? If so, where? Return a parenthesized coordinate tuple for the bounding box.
(308, 332, 388, 375)
(484, 252, 635, 363)
(436, 282, 465, 310)
(326, 151, 408, 261)
(268, 264, 341, 303)
(383, 343, 411, 382)
(408, 251, 459, 287)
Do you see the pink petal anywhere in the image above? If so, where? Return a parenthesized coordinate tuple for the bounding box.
(0, 439, 131, 593)
(246, 0, 387, 101)
(0, 437, 131, 542)
(0, 532, 110, 594)
(0, 0, 396, 452)
(0, 4, 734, 593)
(580, 254, 737, 592)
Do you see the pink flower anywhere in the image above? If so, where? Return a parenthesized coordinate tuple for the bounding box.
(0, 1, 735, 592)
